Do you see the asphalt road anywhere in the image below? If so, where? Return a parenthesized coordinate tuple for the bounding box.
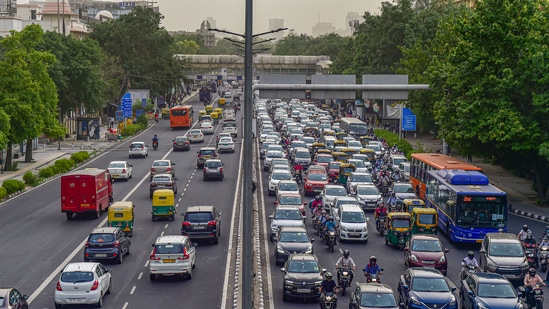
(0, 95, 244, 309)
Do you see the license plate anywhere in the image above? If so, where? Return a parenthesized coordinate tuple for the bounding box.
(194, 226, 206, 229)
(296, 289, 311, 293)
(112, 175, 119, 178)
(350, 233, 361, 236)
(95, 254, 107, 257)
(222, 144, 228, 146)
(163, 259, 175, 263)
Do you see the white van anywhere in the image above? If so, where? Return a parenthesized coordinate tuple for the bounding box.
(337, 204, 369, 243)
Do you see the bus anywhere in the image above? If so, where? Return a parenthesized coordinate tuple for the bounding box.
(170, 105, 194, 129)
(425, 169, 507, 243)
(410, 153, 482, 200)
(199, 86, 211, 103)
(339, 118, 368, 137)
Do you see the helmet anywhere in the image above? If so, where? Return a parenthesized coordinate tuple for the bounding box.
(529, 268, 536, 276)
(315, 195, 321, 201)
(467, 251, 474, 259)
(343, 250, 350, 259)
(329, 217, 334, 222)
(370, 256, 377, 264)
(321, 209, 327, 214)
(325, 272, 332, 280)
(527, 230, 533, 238)
(523, 224, 529, 232)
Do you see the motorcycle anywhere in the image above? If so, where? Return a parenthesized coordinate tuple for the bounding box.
(152, 140, 159, 151)
(325, 229, 337, 252)
(294, 170, 303, 184)
(524, 242, 539, 268)
(338, 267, 351, 296)
(319, 291, 338, 309)
(364, 269, 383, 283)
(539, 246, 549, 272)
(519, 284, 544, 309)
(376, 214, 387, 235)
(459, 264, 478, 281)
(154, 114, 159, 123)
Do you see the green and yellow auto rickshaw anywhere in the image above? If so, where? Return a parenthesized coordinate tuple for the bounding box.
(161, 107, 170, 119)
(214, 107, 223, 118)
(359, 136, 375, 147)
(341, 147, 359, 157)
(401, 198, 426, 214)
(337, 163, 356, 186)
(198, 109, 207, 117)
(205, 105, 213, 114)
(107, 201, 135, 236)
(411, 207, 438, 235)
(210, 111, 219, 125)
(385, 212, 412, 250)
(312, 142, 327, 154)
(336, 132, 347, 141)
(332, 151, 349, 163)
(359, 148, 376, 161)
(218, 98, 226, 108)
(151, 189, 175, 221)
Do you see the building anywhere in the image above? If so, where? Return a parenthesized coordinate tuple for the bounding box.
(268, 18, 284, 40)
(312, 21, 336, 37)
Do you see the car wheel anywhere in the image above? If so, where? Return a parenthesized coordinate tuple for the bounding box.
(203, 177, 207, 181)
(149, 274, 156, 281)
(212, 237, 219, 244)
(106, 279, 112, 295)
(117, 251, 123, 264)
(55, 302, 63, 309)
(126, 243, 131, 255)
(187, 270, 192, 280)
(95, 293, 103, 307)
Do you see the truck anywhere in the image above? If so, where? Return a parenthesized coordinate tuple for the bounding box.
(61, 168, 113, 220)
(222, 120, 238, 138)
(199, 86, 211, 103)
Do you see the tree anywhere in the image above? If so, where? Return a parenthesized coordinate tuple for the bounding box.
(272, 32, 311, 55)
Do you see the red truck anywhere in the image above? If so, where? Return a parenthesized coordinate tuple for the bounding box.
(61, 168, 113, 220)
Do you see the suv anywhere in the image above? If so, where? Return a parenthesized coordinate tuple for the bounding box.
(337, 204, 368, 243)
(197, 147, 219, 168)
(149, 235, 196, 280)
(181, 206, 222, 244)
(84, 227, 131, 264)
(203, 159, 224, 181)
(281, 253, 324, 301)
(54, 262, 112, 308)
(479, 232, 529, 281)
(150, 159, 176, 180)
(459, 273, 521, 309)
(349, 283, 399, 309)
(128, 141, 148, 158)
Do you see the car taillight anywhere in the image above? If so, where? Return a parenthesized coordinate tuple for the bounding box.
(91, 280, 99, 291)
(173, 142, 177, 145)
(85, 242, 90, 248)
(213, 154, 218, 157)
(203, 168, 207, 173)
(150, 248, 160, 260)
(180, 247, 190, 260)
(151, 168, 156, 173)
(182, 221, 191, 227)
(185, 141, 189, 145)
(208, 221, 216, 226)
(56, 281, 62, 291)
(122, 169, 126, 173)
(219, 168, 223, 173)
(167, 183, 173, 187)
(197, 154, 202, 157)
(113, 241, 120, 248)
(166, 168, 171, 172)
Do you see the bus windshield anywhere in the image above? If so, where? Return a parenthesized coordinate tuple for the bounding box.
(455, 199, 506, 228)
(349, 124, 368, 136)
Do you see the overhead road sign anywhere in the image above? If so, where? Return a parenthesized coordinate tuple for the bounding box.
(311, 75, 356, 100)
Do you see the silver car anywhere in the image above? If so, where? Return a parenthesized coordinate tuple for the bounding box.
(269, 206, 305, 241)
(107, 161, 133, 181)
(128, 141, 148, 158)
(321, 185, 348, 208)
(54, 262, 112, 308)
(150, 160, 176, 180)
(149, 235, 196, 280)
(346, 172, 374, 195)
(200, 122, 215, 135)
(355, 184, 382, 211)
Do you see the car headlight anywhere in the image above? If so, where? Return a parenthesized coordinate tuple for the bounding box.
(410, 255, 418, 262)
(520, 261, 530, 269)
(438, 256, 446, 263)
(449, 295, 456, 306)
(271, 225, 278, 232)
(477, 303, 488, 309)
(284, 280, 295, 285)
(487, 259, 497, 269)
(410, 296, 421, 305)
(341, 226, 348, 232)
(304, 246, 313, 254)
(277, 245, 286, 253)
(362, 226, 368, 232)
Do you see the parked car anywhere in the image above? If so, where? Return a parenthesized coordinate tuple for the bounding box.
(84, 227, 131, 264)
(107, 161, 133, 181)
(203, 159, 224, 181)
(149, 174, 177, 198)
(187, 129, 205, 143)
(172, 136, 191, 151)
(0, 288, 28, 309)
(54, 262, 112, 308)
(180, 205, 222, 244)
(281, 253, 324, 301)
(128, 141, 148, 158)
(404, 234, 449, 275)
(349, 283, 399, 309)
(150, 159, 176, 180)
(274, 226, 314, 265)
(460, 272, 522, 309)
(398, 267, 458, 309)
(149, 235, 196, 280)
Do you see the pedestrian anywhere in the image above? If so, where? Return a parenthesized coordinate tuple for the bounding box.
(467, 154, 472, 163)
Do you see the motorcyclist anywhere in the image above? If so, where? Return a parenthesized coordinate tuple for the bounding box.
(319, 272, 338, 306)
(374, 203, 388, 227)
(152, 134, 159, 143)
(313, 205, 324, 224)
(363, 256, 382, 281)
(524, 268, 545, 303)
(293, 162, 303, 182)
(524, 230, 537, 245)
(461, 251, 479, 268)
(540, 236, 549, 248)
(335, 250, 356, 284)
(387, 192, 399, 210)
(154, 112, 159, 122)
(518, 224, 530, 242)
(311, 195, 323, 215)
(323, 216, 338, 245)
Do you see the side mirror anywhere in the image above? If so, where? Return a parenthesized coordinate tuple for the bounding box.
(444, 248, 449, 253)
(479, 249, 486, 254)
(273, 201, 278, 205)
(311, 238, 315, 243)
(268, 215, 274, 219)
(467, 291, 474, 296)
(172, 162, 176, 165)
(451, 287, 456, 292)
(280, 268, 286, 273)
(401, 284, 409, 290)
(193, 242, 199, 247)
(151, 243, 155, 247)
(106, 268, 113, 273)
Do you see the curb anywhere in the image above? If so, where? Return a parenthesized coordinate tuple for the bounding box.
(510, 208, 549, 222)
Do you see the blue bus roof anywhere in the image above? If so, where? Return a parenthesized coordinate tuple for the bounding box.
(436, 170, 489, 185)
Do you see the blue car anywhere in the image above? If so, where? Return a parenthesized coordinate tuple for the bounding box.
(398, 267, 458, 309)
(460, 272, 523, 309)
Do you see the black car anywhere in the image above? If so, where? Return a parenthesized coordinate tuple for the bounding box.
(281, 253, 324, 301)
(173, 136, 191, 151)
(460, 272, 522, 309)
(181, 205, 222, 244)
(149, 174, 177, 198)
(84, 227, 131, 264)
(274, 226, 314, 265)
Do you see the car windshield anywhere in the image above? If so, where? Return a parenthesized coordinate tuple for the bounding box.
(341, 211, 366, 223)
(272, 173, 292, 180)
(262, 143, 274, 150)
(279, 183, 298, 191)
(152, 176, 170, 182)
(131, 144, 143, 149)
(296, 151, 310, 158)
(279, 196, 302, 205)
(418, 214, 437, 225)
(267, 152, 283, 158)
(393, 158, 407, 166)
(185, 212, 213, 222)
(477, 283, 516, 298)
(61, 271, 94, 283)
(328, 162, 342, 169)
(326, 187, 347, 196)
(349, 160, 366, 168)
(190, 130, 201, 134)
(411, 277, 450, 292)
(219, 138, 232, 143)
(392, 219, 411, 228)
(108, 162, 125, 168)
(411, 239, 443, 252)
(489, 243, 524, 257)
(394, 185, 414, 193)
(357, 186, 379, 195)
(205, 161, 222, 168)
(360, 292, 398, 308)
(347, 141, 362, 147)
(308, 174, 327, 181)
(274, 210, 302, 220)
(317, 156, 332, 163)
(200, 150, 216, 156)
(201, 123, 212, 127)
(352, 175, 372, 182)
(279, 232, 309, 242)
(286, 261, 320, 273)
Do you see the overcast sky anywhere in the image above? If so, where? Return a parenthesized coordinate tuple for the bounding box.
(155, 0, 384, 35)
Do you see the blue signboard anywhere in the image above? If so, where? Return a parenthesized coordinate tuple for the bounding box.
(136, 110, 144, 117)
(217, 75, 223, 80)
(402, 107, 417, 131)
(237, 76, 242, 80)
(121, 92, 132, 118)
(115, 110, 124, 122)
(196, 75, 203, 80)
(142, 98, 147, 108)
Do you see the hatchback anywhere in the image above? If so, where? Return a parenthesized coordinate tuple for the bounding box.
(404, 234, 449, 275)
(180, 205, 222, 244)
(149, 174, 177, 198)
(0, 288, 28, 309)
(149, 235, 196, 280)
(150, 160, 176, 180)
(173, 136, 191, 151)
(203, 159, 224, 181)
(349, 283, 399, 309)
(54, 262, 112, 308)
(84, 227, 131, 264)
(128, 141, 148, 158)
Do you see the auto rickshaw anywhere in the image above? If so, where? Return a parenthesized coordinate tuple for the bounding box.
(305, 127, 320, 137)
(214, 107, 223, 118)
(336, 132, 347, 141)
(385, 212, 412, 250)
(322, 130, 335, 137)
(161, 107, 170, 119)
(151, 189, 176, 221)
(198, 109, 207, 117)
(359, 148, 376, 161)
(341, 147, 359, 157)
(205, 105, 213, 114)
(332, 151, 349, 163)
(107, 201, 135, 236)
(312, 142, 327, 153)
(317, 149, 332, 156)
(337, 163, 356, 186)
(401, 198, 426, 214)
(210, 111, 219, 125)
(411, 208, 438, 235)
(218, 98, 226, 108)
(334, 140, 347, 148)
(359, 136, 375, 147)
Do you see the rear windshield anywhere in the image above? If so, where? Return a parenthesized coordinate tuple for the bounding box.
(152, 176, 170, 182)
(205, 161, 222, 168)
(61, 271, 94, 283)
(153, 161, 169, 167)
(89, 234, 115, 243)
(131, 144, 143, 149)
(200, 150, 216, 155)
(108, 162, 125, 168)
(223, 122, 236, 128)
(172, 109, 187, 116)
(155, 244, 184, 254)
(185, 212, 213, 222)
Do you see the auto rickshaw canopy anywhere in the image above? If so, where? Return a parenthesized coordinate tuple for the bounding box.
(198, 110, 207, 117)
(107, 201, 135, 236)
(205, 105, 213, 114)
(339, 163, 356, 177)
(402, 199, 426, 214)
(332, 151, 349, 163)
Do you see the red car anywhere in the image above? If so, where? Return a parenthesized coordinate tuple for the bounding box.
(404, 234, 449, 275)
(314, 154, 333, 167)
(304, 171, 328, 197)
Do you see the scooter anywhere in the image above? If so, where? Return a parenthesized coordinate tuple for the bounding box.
(524, 242, 539, 268)
(325, 229, 337, 253)
(539, 246, 549, 272)
(519, 284, 544, 309)
(459, 264, 478, 281)
(152, 140, 159, 150)
(376, 214, 387, 235)
(338, 267, 351, 296)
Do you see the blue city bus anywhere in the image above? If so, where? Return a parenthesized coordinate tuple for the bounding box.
(425, 169, 507, 243)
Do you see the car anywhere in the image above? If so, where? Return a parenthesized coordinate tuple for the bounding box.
(275, 193, 307, 216)
(314, 153, 333, 167)
(281, 253, 324, 301)
(355, 184, 382, 211)
(197, 147, 219, 168)
(149, 174, 177, 198)
(128, 141, 148, 158)
(292, 147, 312, 168)
(173, 136, 191, 151)
(321, 185, 348, 208)
(479, 232, 529, 281)
(337, 204, 368, 243)
(390, 182, 417, 201)
(264, 150, 285, 171)
(268, 169, 293, 196)
(200, 121, 215, 134)
(149, 235, 196, 280)
(349, 283, 399, 309)
(180, 205, 222, 244)
(216, 132, 232, 147)
(460, 272, 522, 309)
(0, 288, 28, 309)
(84, 227, 131, 264)
(274, 226, 314, 265)
(54, 262, 112, 308)
(187, 129, 205, 143)
(269, 206, 306, 241)
(269, 158, 291, 174)
(217, 137, 235, 153)
(276, 180, 300, 198)
(346, 140, 363, 152)
(327, 161, 343, 180)
(303, 172, 328, 197)
(347, 159, 369, 173)
(390, 154, 408, 168)
(150, 159, 176, 180)
(107, 160, 133, 181)
(398, 267, 458, 309)
(347, 172, 374, 195)
(404, 234, 449, 275)
(260, 140, 276, 159)
(203, 159, 224, 181)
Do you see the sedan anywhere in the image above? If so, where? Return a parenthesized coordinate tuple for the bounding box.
(398, 267, 458, 309)
(200, 121, 215, 135)
(460, 272, 522, 309)
(149, 174, 177, 198)
(107, 161, 132, 181)
(187, 129, 205, 143)
(0, 288, 28, 309)
(173, 136, 191, 151)
(217, 137, 235, 153)
(404, 234, 449, 275)
(274, 226, 314, 265)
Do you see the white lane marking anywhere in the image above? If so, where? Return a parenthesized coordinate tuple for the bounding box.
(160, 231, 164, 236)
(130, 286, 136, 295)
(220, 130, 244, 309)
(27, 170, 152, 304)
(137, 272, 143, 280)
(122, 302, 129, 309)
(164, 224, 168, 229)
(144, 261, 149, 268)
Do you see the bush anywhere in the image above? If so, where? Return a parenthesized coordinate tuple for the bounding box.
(53, 158, 75, 173)
(137, 114, 148, 127)
(2, 179, 25, 194)
(121, 124, 143, 136)
(23, 171, 37, 185)
(39, 167, 55, 178)
(0, 187, 6, 200)
(70, 151, 90, 164)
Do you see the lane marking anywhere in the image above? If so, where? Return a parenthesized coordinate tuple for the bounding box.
(122, 302, 129, 309)
(137, 272, 143, 280)
(130, 286, 136, 295)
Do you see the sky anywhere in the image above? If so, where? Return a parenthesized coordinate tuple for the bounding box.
(155, 0, 384, 35)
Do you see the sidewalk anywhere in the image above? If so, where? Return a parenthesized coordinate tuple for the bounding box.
(404, 134, 549, 221)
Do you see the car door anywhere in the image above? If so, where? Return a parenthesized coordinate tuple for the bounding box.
(399, 270, 411, 306)
(185, 239, 197, 265)
(95, 265, 108, 295)
(9, 288, 25, 309)
(479, 238, 488, 269)
(460, 276, 476, 309)
(349, 286, 360, 309)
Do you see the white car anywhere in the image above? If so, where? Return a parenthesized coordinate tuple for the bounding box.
(187, 129, 204, 143)
(346, 140, 363, 152)
(268, 170, 293, 196)
(263, 150, 285, 172)
(128, 141, 148, 158)
(200, 122, 215, 135)
(321, 185, 348, 208)
(54, 262, 112, 308)
(337, 204, 369, 243)
(107, 161, 133, 180)
(217, 137, 235, 153)
(149, 235, 196, 280)
(276, 180, 300, 198)
(355, 184, 382, 211)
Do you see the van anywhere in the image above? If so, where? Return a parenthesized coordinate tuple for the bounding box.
(479, 232, 528, 281)
(149, 235, 196, 280)
(61, 169, 113, 220)
(337, 204, 368, 243)
(390, 154, 408, 168)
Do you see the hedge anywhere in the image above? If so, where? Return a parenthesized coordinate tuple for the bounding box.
(23, 171, 37, 185)
(121, 124, 145, 136)
(373, 129, 421, 159)
(53, 158, 75, 173)
(2, 179, 25, 195)
(70, 151, 90, 164)
(0, 187, 6, 200)
(38, 166, 55, 178)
